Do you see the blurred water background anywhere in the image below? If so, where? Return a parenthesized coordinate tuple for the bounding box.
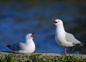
(0, 0, 86, 54)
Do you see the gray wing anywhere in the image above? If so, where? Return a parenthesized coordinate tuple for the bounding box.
(65, 32, 81, 45)
(11, 42, 25, 51)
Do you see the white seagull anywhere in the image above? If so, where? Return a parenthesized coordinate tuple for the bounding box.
(7, 33, 36, 53)
(52, 19, 83, 55)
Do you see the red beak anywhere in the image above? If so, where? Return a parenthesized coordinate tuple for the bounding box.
(52, 20, 57, 24)
(32, 33, 35, 35)
(30, 33, 35, 38)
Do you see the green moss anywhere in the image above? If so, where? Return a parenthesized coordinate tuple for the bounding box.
(0, 53, 85, 62)
(0, 53, 16, 62)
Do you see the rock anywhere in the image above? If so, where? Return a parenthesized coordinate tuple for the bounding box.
(0, 52, 86, 61)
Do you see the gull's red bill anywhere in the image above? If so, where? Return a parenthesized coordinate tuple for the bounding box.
(52, 20, 57, 24)
(30, 33, 35, 38)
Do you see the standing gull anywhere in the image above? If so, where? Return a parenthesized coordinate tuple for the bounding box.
(52, 19, 83, 55)
(7, 33, 36, 53)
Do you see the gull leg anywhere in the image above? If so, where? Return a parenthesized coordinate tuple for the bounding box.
(61, 47, 67, 55)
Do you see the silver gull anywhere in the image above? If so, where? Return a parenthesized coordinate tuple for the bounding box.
(7, 33, 36, 53)
(52, 19, 83, 55)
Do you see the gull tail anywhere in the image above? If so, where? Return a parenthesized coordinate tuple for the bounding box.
(75, 42, 84, 46)
(6, 45, 11, 49)
(80, 42, 84, 46)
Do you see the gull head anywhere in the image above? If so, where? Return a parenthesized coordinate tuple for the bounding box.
(26, 33, 35, 39)
(52, 19, 63, 26)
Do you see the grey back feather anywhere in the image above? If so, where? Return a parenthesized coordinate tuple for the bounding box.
(65, 32, 81, 45)
(11, 42, 25, 51)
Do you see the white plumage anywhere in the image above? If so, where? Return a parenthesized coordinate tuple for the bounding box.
(52, 19, 82, 55)
(7, 33, 36, 53)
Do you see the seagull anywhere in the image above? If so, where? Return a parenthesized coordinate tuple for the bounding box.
(6, 33, 36, 53)
(52, 19, 83, 55)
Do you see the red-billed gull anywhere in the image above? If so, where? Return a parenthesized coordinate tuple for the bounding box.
(52, 19, 83, 55)
(7, 33, 36, 53)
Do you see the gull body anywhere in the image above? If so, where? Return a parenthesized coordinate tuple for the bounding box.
(7, 33, 35, 53)
(52, 19, 82, 55)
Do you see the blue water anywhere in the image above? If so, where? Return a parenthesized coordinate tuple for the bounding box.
(0, 2, 86, 54)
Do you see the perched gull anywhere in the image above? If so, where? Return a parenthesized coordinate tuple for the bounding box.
(52, 19, 83, 55)
(7, 33, 36, 53)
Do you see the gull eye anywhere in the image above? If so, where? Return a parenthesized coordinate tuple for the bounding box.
(28, 35, 30, 37)
(57, 21, 59, 23)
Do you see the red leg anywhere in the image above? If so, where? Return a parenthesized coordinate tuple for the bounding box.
(61, 47, 67, 55)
